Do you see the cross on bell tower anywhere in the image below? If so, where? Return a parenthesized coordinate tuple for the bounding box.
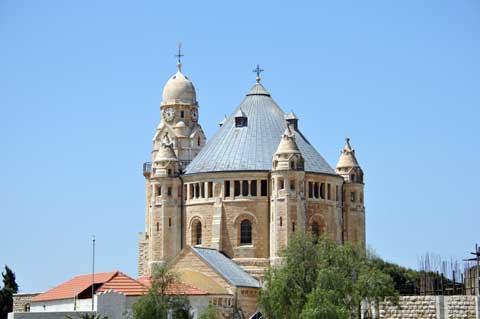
(175, 42, 184, 71)
(253, 64, 264, 83)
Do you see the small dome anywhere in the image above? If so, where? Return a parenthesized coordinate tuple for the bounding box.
(162, 68, 197, 106)
(175, 121, 186, 128)
(155, 144, 178, 162)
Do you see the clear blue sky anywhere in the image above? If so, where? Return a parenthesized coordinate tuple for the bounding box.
(1, 0, 479, 292)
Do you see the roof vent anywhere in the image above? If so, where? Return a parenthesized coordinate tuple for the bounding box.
(234, 108, 248, 128)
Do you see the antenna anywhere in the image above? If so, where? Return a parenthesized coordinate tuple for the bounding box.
(91, 235, 96, 311)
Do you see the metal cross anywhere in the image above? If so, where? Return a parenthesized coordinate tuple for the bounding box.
(253, 64, 264, 78)
(175, 42, 184, 64)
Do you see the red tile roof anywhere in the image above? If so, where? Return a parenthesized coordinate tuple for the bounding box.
(32, 271, 208, 302)
(96, 272, 148, 296)
(32, 271, 117, 302)
(137, 276, 208, 295)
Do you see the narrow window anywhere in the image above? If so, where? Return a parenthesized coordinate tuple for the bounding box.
(234, 181, 241, 197)
(280, 216, 283, 226)
(351, 174, 355, 183)
(180, 110, 185, 118)
(278, 178, 284, 190)
(312, 222, 319, 243)
(157, 185, 162, 196)
(167, 169, 172, 176)
(308, 182, 313, 198)
(314, 183, 319, 198)
(169, 218, 172, 227)
(225, 181, 231, 197)
(200, 183, 205, 198)
(167, 187, 172, 196)
(292, 222, 296, 232)
(290, 179, 295, 191)
(242, 181, 249, 196)
(195, 222, 202, 245)
(156, 222, 160, 232)
(335, 185, 339, 201)
(327, 184, 331, 200)
(250, 180, 257, 196)
(197, 136, 201, 146)
(320, 183, 325, 199)
(189, 184, 194, 199)
(240, 220, 252, 245)
(261, 180, 268, 196)
(195, 184, 200, 198)
(208, 182, 213, 198)
(290, 161, 295, 169)
(351, 191, 355, 202)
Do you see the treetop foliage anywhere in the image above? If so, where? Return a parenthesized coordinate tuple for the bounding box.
(259, 236, 398, 319)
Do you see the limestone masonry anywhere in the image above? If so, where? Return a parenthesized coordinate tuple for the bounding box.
(137, 58, 366, 279)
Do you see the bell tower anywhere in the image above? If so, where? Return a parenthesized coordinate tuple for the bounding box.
(270, 126, 306, 265)
(138, 49, 206, 276)
(156, 46, 206, 169)
(336, 138, 366, 249)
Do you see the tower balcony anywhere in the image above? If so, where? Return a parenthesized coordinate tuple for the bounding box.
(143, 162, 152, 177)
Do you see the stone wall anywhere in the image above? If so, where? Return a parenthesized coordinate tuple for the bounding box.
(12, 294, 39, 313)
(379, 296, 437, 319)
(378, 295, 480, 319)
(445, 295, 477, 319)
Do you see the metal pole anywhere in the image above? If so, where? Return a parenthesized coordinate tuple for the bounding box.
(476, 244, 479, 296)
(92, 235, 96, 311)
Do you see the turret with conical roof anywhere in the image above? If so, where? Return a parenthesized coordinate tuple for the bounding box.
(270, 125, 306, 265)
(336, 138, 365, 250)
(272, 126, 304, 171)
(336, 138, 363, 183)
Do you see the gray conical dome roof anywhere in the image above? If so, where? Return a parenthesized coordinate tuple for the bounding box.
(184, 82, 335, 175)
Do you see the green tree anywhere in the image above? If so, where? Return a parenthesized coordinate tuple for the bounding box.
(0, 265, 19, 319)
(198, 304, 217, 319)
(259, 236, 398, 319)
(132, 262, 192, 319)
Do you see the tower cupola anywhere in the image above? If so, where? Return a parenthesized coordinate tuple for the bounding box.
(336, 138, 363, 183)
(161, 67, 197, 106)
(272, 126, 304, 171)
(153, 133, 180, 177)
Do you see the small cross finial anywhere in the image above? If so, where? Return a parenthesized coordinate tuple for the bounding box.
(253, 64, 264, 83)
(174, 42, 184, 71)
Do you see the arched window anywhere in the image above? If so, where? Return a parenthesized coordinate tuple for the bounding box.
(195, 222, 202, 245)
(240, 220, 252, 245)
(197, 136, 201, 146)
(311, 222, 319, 243)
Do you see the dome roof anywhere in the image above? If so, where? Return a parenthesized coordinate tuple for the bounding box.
(162, 66, 197, 106)
(184, 82, 335, 175)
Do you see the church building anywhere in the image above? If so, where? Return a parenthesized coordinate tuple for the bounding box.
(137, 55, 366, 316)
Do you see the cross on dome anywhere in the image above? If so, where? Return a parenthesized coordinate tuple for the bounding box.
(253, 64, 264, 83)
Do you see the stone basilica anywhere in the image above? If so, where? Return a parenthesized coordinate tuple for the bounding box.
(137, 58, 366, 283)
